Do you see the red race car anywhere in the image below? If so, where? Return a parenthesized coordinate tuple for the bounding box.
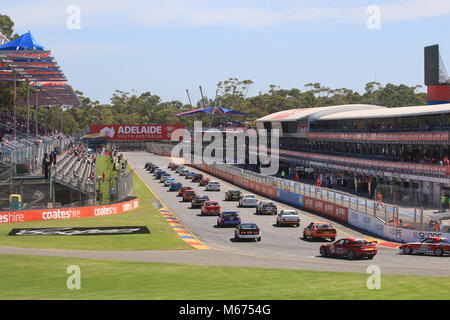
(320, 238, 378, 260)
(199, 177, 211, 186)
(201, 201, 221, 216)
(183, 190, 196, 202)
(178, 186, 193, 197)
(303, 222, 337, 242)
(399, 237, 450, 256)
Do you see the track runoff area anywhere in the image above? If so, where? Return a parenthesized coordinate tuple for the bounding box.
(126, 151, 450, 277)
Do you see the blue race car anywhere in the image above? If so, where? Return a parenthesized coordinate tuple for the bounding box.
(216, 211, 241, 228)
(186, 171, 196, 179)
(169, 182, 183, 191)
(155, 170, 167, 179)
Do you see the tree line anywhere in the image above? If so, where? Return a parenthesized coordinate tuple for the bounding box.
(56, 79, 426, 133)
(0, 14, 428, 134)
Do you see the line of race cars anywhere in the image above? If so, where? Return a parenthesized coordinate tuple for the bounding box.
(144, 160, 450, 260)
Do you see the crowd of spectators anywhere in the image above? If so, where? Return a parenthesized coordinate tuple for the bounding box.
(0, 108, 69, 144)
(311, 115, 450, 133)
(281, 139, 450, 167)
(67, 143, 96, 167)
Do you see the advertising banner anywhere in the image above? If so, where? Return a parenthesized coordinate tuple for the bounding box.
(303, 196, 348, 223)
(0, 198, 139, 224)
(348, 209, 450, 243)
(307, 131, 449, 142)
(90, 125, 184, 141)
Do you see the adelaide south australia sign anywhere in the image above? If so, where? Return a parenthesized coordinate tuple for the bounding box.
(90, 125, 184, 141)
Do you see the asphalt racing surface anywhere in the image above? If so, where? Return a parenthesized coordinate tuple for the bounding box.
(122, 152, 450, 276)
(1, 151, 449, 277)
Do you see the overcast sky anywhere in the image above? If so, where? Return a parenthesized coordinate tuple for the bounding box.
(3, 0, 450, 104)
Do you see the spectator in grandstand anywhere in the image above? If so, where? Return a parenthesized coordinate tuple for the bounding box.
(49, 148, 57, 166)
(42, 153, 51, 179)
(73, 169, 78, 178)
(444, 156, 449, 167)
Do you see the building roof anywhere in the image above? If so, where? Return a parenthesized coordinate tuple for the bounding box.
(0, 32, 80, 106)
(255, 104, 384, 122)
(317, 103, 450, 121)
(82, 132, 106, 139)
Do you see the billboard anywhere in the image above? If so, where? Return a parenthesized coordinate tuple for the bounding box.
(425, 45, 440, 86)
(90, 124, 184, 141)
(0, 198, 139, 224)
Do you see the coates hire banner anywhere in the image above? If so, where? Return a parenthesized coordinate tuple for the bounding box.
(90, 125, 184, 141)
(0, 198, 139, 224)
(348, 209, 450, 243)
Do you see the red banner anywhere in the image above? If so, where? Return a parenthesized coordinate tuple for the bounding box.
(307, 131, 449, 142)
(90, 125, 184, 141)
(303, 197, 348, 223)
(0, 198, 139, 224)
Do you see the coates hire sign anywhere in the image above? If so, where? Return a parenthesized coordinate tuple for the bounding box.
(90, 125, 184, 141)
(0, 198, 139, 224)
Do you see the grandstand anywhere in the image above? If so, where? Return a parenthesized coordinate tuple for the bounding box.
(255, 103, 450, 208)
(0, 31, 96, 209)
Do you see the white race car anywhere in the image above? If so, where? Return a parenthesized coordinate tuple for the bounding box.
(239, 194, 258, 207)
(164, 177, 176, 187)
(205, 181, 221, 191)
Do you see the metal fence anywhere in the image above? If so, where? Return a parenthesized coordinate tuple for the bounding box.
(117, 171, 134, 200)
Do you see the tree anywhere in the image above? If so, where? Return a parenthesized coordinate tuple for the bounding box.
(0, 14, 20, 40)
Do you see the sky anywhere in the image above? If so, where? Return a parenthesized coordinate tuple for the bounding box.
(2, 0, 450, 105)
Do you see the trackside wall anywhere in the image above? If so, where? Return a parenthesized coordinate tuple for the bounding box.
(150, 146, 450, 243)
(0, 197, 139, 224)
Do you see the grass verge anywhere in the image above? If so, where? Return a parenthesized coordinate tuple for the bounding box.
(0, 254, 448, 300)
(0, 167, 191, 251)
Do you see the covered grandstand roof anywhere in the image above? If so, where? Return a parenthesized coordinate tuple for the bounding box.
(0, 32, 80, 106)
(317, 103, 450, 121)
(255, 104, 385, 122)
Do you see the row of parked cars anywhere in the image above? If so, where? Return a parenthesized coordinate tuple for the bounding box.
(145, 160, 450, 259)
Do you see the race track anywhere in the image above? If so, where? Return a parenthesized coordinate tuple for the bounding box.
(1, 151, 449, 277)
(121, 152, 450, 276)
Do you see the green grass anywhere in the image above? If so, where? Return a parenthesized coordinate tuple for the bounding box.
(0, 168, 191, 251)
(96, 155, 119, 204)
(0, 254, 448, 300)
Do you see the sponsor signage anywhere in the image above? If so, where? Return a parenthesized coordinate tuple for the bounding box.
(347, 209, 450, 243)
(0, 198, 139, 224)
(8, 226, 150, 236)
(303, 196, 348, 223)
(90, 125, 184, 141)
(306, 131, 449, 142)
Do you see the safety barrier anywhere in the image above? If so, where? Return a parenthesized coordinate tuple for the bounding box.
(0, 197, 139, 224)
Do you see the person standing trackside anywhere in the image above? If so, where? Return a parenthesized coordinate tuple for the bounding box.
(441, 193, 447, 212)
(42, 153, 51, 179)
(377, 192, 383, 209)
(281, 170, 285, 179)
(49, 148, 57, 166)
